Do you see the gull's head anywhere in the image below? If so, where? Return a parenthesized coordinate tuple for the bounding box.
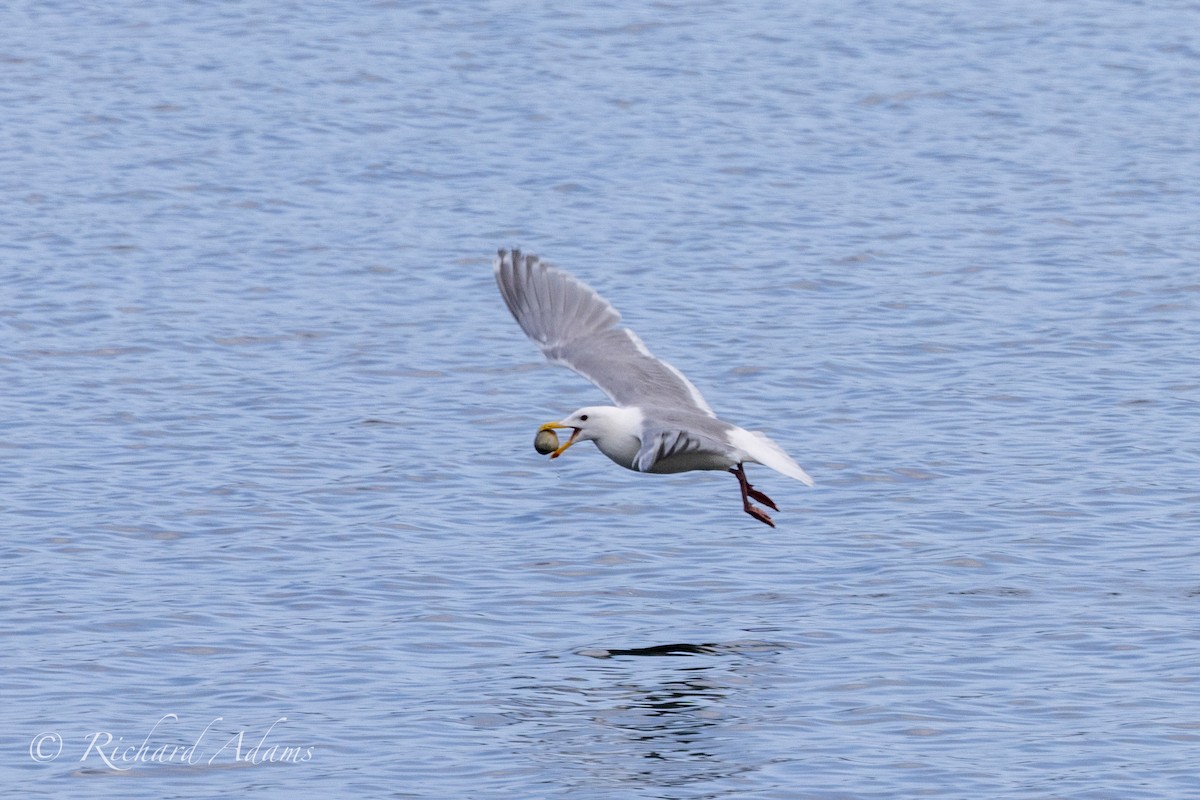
(538, 406, 624, 459)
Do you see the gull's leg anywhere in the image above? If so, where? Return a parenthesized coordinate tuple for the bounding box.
(730, 463, 775, 528)
(746, 479, 778, 511)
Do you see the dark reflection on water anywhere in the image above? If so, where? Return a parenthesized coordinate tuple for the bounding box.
(594, 676, 735, 789)
(581, 640, 784, 658)
(502, 658, 764, 794)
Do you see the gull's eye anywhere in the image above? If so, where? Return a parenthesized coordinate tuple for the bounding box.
(579, 414, 589, 421)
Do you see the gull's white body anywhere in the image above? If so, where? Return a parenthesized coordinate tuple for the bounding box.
(494, 248, 812, 525)
(556, 405, 813, 482)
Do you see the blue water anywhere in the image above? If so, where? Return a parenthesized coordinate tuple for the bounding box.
(4, 1, 1200, 797)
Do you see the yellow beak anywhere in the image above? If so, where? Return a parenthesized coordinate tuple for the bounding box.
(539, 421, 580, 459)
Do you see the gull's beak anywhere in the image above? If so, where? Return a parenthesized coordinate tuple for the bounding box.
(539, 421, 580, 459)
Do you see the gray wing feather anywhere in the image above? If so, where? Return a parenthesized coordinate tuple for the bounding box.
(634, 429, 704, 472)
(494, 249, 715, 415)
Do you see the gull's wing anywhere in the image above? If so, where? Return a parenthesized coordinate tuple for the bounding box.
(494, 249, 715, 416)
(634, 427, 720, 473)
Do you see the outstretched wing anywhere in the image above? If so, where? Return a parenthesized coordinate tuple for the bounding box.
(494, 249, 715, 416)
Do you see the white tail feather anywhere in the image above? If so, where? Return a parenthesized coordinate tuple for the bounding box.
(727, 428, 814, 486)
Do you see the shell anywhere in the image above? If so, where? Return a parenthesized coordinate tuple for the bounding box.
(534, 428, 560, 455)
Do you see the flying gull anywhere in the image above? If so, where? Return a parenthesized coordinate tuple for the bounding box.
(494, 249, 813, 527)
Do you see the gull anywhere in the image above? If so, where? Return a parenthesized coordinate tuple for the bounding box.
(494, 249, 813, 527)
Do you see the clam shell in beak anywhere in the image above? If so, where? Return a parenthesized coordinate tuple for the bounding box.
(534, 427, 559, 455)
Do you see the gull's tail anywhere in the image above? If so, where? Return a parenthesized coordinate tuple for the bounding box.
(727, 427, 814, 486)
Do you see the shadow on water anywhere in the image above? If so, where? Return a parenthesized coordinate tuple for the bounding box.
(578, 639, 787, 659)
(583, 642, 721, 658)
